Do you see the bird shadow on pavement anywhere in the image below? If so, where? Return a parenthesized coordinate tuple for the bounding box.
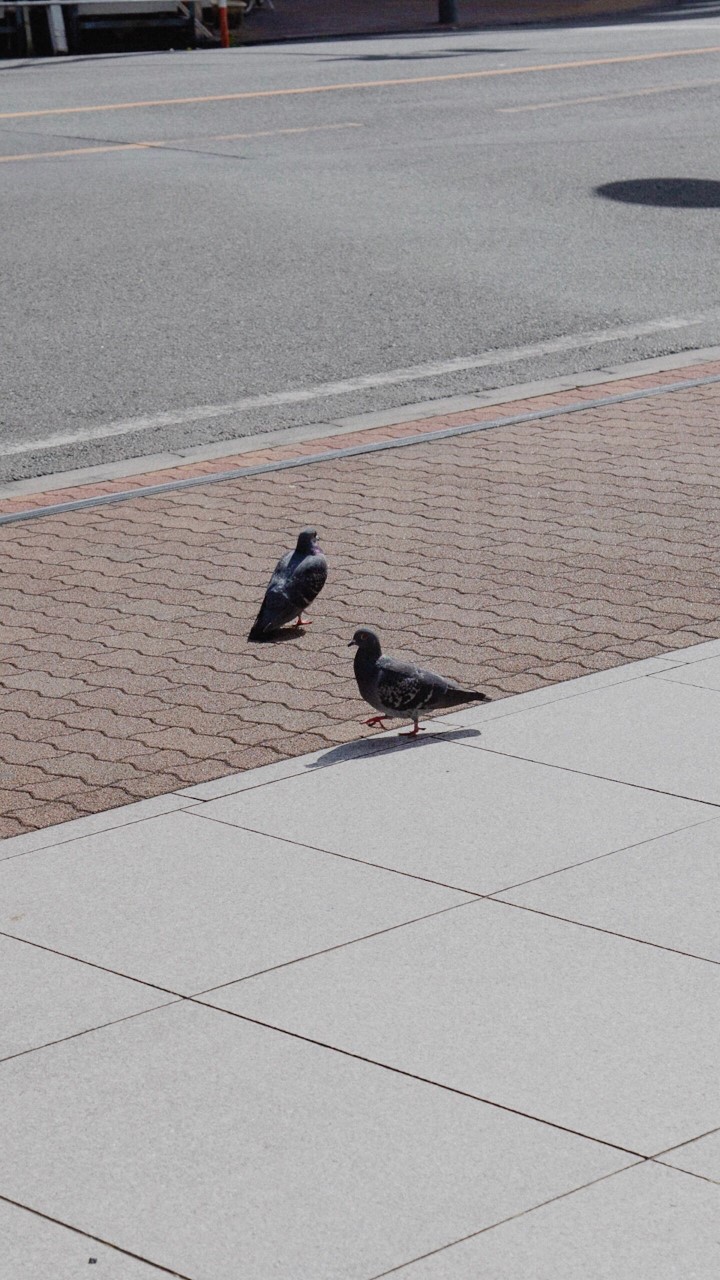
(247, 627, 309, 645)
(305, 726, 482, 770)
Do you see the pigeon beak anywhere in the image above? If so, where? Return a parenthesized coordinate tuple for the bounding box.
(348, 640, 356, 647)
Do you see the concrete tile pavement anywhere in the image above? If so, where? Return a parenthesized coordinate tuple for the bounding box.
(1, 642, 720, 1275)
(661, 1130, 720, 1183)
(1, 933, 173, 1061)
(498, 818, 720, 963)
(190, 736, 711, 894)
(393, 1161, 720, 1278)
(448, 675, 720, 802)
(0, 810, 469, 992)
(208, 897, 718, 1151)
(0, 1002, 629, 1280)
(1, 1197, 172, 1280)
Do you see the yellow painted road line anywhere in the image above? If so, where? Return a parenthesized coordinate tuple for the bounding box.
(2, 46, 720, 121)
(184, 121, 362, 143)
(0, 120, 362, 165)
(498, 76, 720, 112)
(0, 141, 145, 162)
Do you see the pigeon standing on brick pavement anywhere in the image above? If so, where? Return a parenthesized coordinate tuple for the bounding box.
(349, 627, 491, 737)
(248, 527, 328, 641)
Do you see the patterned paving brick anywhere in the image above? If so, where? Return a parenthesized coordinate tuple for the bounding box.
(3, 367, 720, 834)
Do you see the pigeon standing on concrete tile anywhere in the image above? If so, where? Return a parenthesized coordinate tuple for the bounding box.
(349, 627, 491, 736)
(248, 528, 327, 641)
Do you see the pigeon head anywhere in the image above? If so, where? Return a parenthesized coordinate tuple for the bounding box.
(348, 628, 382, 657)
(296, 527, 321, 555)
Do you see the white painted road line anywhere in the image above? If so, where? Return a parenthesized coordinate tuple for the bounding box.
(6, 308, 720, 459)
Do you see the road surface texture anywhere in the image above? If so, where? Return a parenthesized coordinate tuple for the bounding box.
(2, 356, 720, 838)
(3, 7, 720, 480)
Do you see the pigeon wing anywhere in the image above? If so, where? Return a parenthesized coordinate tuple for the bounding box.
(375, 656, 437, 713)
(376, 656, 477, 713)
(249, 551, 297, 637)
(249, 552, 327, 639)
(283, 553, 328, 615)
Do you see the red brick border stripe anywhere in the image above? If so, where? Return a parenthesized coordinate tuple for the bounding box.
(3, 362, 720, 525)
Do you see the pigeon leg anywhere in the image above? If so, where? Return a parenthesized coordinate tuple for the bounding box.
(401, 719, 423, 738)
(294, 615, 312, 627)
(365, 716, 387, 728)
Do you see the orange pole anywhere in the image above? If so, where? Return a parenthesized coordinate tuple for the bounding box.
(218, 0, 229, 47)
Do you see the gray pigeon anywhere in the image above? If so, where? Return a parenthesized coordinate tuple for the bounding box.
(349, 627, 490, 736)
(248, 528, 327, 641)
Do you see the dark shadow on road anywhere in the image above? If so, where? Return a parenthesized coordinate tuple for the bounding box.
(0, 48, 187, 69)
(596, 177, 720, 208)
(305, 725, 483, 770)
(321, 47, 522, 60)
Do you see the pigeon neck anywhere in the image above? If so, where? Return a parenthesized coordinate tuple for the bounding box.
(356, 641, 381, 665)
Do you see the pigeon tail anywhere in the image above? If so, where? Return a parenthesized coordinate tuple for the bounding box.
(247, 599, 279, 641)
(441, 688, 491, 708)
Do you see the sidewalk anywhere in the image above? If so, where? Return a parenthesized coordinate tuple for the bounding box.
(2, 355, 720, 838)
(2, 638, 720, 1276)
(235, 0, 674, 44)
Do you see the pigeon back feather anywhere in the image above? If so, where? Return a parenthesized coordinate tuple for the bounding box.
(249, 548, 327, 640)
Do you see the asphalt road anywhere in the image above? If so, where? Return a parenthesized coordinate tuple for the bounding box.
(3, 8, 720, 482)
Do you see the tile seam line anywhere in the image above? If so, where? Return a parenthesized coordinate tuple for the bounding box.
(450, 739, 720, 809)
(0, 800, 200, 862)
(186, 793, 720, 907)
(0, 903, 480, 1007)
(0, 1192, 195, 1279)
(651, 1123, 720, 1160)
(650, 1160, 720, 1187)
(193, 896, 484, 993)
(191, 819, 720, 993)
(191, 898, 482, 999)
(183, 807, 480, 893)
(0, 998, 181, 1066)
(485, 895, 720, 968)
(0, 928, 184, 997)
(368, 1162, 648, 1279)
(189, 998, 648, 1157)
(438, 673, 662, 731)
(478, 812, 720, 898)
(2, 369, 720, 526)
(650, 671, 720, 693)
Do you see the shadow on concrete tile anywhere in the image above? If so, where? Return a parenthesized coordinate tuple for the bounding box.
(305, 727, 483, 770)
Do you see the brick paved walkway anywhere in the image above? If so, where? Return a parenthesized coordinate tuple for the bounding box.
(2, 362, 720, 839)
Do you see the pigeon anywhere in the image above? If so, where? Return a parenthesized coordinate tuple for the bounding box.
(248, 528, 327, 641)
(349, 627, 491, 736)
